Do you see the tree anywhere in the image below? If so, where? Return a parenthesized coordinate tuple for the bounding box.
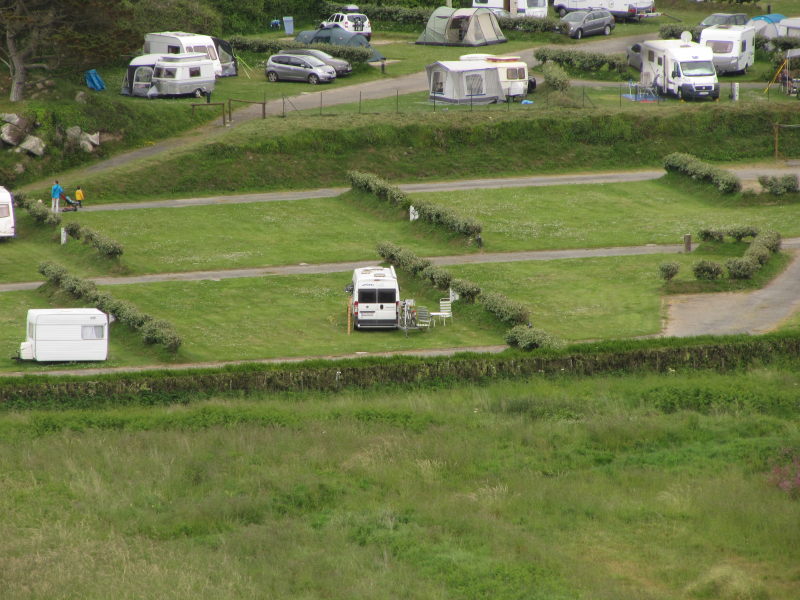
(0, 0, 59, 102)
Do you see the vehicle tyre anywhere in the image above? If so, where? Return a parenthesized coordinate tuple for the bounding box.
(558, 6, 567, 17)
(575, 28, 583, 39)
(604, 25, 611, 36)
(308, 73, 319, 85)
(267, 71, 279, 82)
(677, 87, 683, 100)
(194, 88, 203, 98)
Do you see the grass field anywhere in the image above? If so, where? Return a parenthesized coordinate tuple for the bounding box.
(1, 368, 799, 598)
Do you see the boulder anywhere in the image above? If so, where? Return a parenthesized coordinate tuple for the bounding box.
(1, 113, 21, 125)
(79, 139, 94, 153)
(85, 131, 100, 146)
(75, 91, 87, 104)
(66, 125, 83, 146)
(13, 162, 25, 175)
(1, 123, 26, 146)
(19, 135, 45, 157)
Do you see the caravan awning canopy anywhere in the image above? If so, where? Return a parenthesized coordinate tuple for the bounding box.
(416, 7, 507, 46)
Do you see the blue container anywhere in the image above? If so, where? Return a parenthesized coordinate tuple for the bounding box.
(283, 16, 294, 35)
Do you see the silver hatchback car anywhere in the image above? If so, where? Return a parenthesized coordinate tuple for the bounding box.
(266, 54, 337, 84)
(561, 9, 615, 39)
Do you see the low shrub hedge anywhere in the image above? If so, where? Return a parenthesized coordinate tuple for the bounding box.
(481, 291, 530, 326)
(505, 325, 563, 350)
(541, 62, 570, 92)
(659, 25, 701, 42)
(229, 37, 373, 65)
(659, 262, 680, 281)
(534, 47, 627, 75)
(4, 333, 800, 406)
(663, 152, 741, 194)
(725, 257, 759, 280)
(692, 260, 723, 280)
(691, 229, 781, 280)
(37, 262, 182, 352)
(349, 171, 482, 240)
(758, 174, 799, 196)
(17, 194, 61, 227)
(65, 223, 124, 258)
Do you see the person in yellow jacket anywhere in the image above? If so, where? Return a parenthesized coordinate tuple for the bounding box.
(74, 186, 84, 208)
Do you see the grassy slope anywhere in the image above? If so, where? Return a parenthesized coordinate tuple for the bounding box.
(1, 369, 799, 598)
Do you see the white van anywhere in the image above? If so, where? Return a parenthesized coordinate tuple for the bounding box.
(460, 54, 530, 99)
(700, 25, 755, 73)
(553, 0, 655, 20)
(0, 186, 14, 239)
(121, 53, 216, 98)
(351, 267, 400, 329)
(18, 308, 109, 362)
(472, 0, 548, 19)
(143, 32, 234, 76)
(641, 38, 719, 100)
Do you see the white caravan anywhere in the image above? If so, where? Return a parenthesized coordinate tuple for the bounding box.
(460, 54, 530, 99)
(121, 53, 216, 98)
(553, 0, 655, 20)
(351, 267, 400, 329)
(0, 186, 14, 239)
(144, 32, 228, 76)
(472, 0, 548, 19)
(18, 309, 109, 362)
(640, 38, 719, 100)
(700, 25, 755, 73)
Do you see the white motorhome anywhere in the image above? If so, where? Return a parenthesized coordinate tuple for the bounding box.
(351, 267, 400, 329)
(120, 53, 216, 98)
(18, 309, 109, 362)
(472, 0, 548, 19)
(700, 24, 755, 73)
(460, 54, 530, 99)
(553, 0, 655, 20)
(143, 32, 232, 76)
(0, 186, 14, 239)
(641, 37, 719, 100)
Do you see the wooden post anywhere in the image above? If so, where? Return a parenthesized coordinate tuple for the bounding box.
(227, 98, 232, 122)
(683, 234, 692, 253)
(347, 299, 352, 335)
(774, 123, 780, 160)
(262, 101, 266, 119)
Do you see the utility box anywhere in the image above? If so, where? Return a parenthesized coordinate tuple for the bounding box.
(283, 16, 294, 35)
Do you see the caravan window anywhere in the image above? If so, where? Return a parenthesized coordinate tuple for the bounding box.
(707, 40, 733, 53)
(153, 67, 176, 78)
(528, 0, 546, 7)
(377, 289, 396, 303)
(432, 70, 445, 93)
(134, 67, 153, 84)
(189, 66, 201, 77)
(466, 73, 484, 95)
(207, 45, 218, 60)
(168, 45, 180, 53)
(190, 45, 209, 58)
(358, 289, 377, 303)
(506, 67, 524, 80)
(81, 325, 105, 340)
(648, 50, 654, 62)
(0, 205, 8, 218)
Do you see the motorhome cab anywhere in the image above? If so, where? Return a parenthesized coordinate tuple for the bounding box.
(0, 186, 14, 239)
(699, 24, 755, 73)
(18, 308, 109, 362)
(472, 0, 548, 19)
(641, 37, 719, 100)
(460, 54, 530, 99)
(351, 267, 400, 329)
(121, 53, 216, 98)
(143, 32, 234, 76)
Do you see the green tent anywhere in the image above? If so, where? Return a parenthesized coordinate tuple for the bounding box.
(416, 7, 507, 46)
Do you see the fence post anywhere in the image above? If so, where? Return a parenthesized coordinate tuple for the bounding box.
(228, 98, 232, 122)
(582, 87, 585, 108)
(262, 101, 266, 119)
(433, 93, 436, 112)
(619, 84, 622, 107)
(320, 91, 323, 116)
(359, 91, 362, 114)
(396, 89, 399, 114)
(683, 234, 692, 253)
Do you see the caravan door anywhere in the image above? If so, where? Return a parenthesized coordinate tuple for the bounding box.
(132, 66, 154, 97)
(0, 186, 15, 239)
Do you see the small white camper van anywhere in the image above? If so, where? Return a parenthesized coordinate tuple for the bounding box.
(472, 0, 548, 19)
(0, 186, 14, 239)
(121, 53, 216, 98)
(351, 267, 400, 329)
(641, 37, 719, 100)
(19, 308, 109, 362)
(700, 25, 755, 73)
(144, 32, 225, 76)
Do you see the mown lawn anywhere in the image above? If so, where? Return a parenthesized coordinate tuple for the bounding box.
(1, 368, 799, 599)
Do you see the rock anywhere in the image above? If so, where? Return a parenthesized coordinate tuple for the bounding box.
(35, 82, 45, 90)
(44, 79, 56, 87)
(1, 123, 26, 146)
(79, 139, 94, 153)
(66, 125, 83, 146)
(99, 131, 123, 144)
(1, 113, 21, 125)
(85, 132, 100, 146)
(19, 135, 45, 157)
(75, 91, 87, 104)
(13, 162, 25, 175)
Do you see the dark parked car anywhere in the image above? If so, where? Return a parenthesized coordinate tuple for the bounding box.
(699, 13, 747, 29)
(560, 9, 615, 39)
(281, 48, 352, 77)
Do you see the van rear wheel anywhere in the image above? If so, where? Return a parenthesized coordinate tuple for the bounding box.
(603, 25, 611, 36)
(575, 28, 583, 39)
(558, 7, 567, 17)
(308, 73, 320, 85)
(267, 71, 279, 82)
(194, 89, 203, 98)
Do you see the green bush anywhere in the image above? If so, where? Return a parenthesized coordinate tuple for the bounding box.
(38, 261, 69, 285)
(745, 243, 771, 266)
(497, 15, 566, 35)
(659, 262, 680, 281)
(24, 200, 61, 227)
(758, 174, 799, 196)
(659, 25, 701, 42)
(64, 222, 82, 239)
(727, 226, 759, 242)
(534, 47, 627, 76)
(757, 230, 782, 253)
(541, 62, 570, 92)
(692, 260, 723, 280)
(725, 257, 759, 280)
(664, 153, 741, 194)
(229, 36, 373, 65)
(420, 265, 453, 291)
(480, 291, 530, 326)
(505, 325, 563, 351)
(450, 278, 482, 303)
(698, 228, 725, 243)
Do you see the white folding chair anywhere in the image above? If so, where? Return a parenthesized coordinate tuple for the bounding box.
(430, 298, 452, 326)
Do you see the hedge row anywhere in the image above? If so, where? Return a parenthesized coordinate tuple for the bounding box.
(541, 62, 570, 92)
(758, 174, 799, 196)
(505, 324, 563, 351)
(376, 241, 528, 325)
(229, 37, 373, 65)
(348, 171, 483, 239)
(694, 229, 781, 280)
(37, 262, 182, 352)
(64, 222, 124, 259)
(496, 16, 566, 35)
(659, 25, 701, 42)
(663, 152, 741, 194)
(534, 47, 627, 75)
(16, 193, 61, 227)
(3, 333, 800, 406)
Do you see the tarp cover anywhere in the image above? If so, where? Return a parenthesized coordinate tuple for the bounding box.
(295, 27, 385, 61)
(416, 7, 506, 47)
(84, 69, 106, 91)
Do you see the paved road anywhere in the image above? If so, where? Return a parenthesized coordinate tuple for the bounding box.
(0, 243, 693, 292)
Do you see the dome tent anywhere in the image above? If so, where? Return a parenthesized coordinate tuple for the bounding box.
(416, 7, 507, 47)
(295, 27, 385, 61)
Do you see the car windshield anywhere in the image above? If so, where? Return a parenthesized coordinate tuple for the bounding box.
(680, 60, 715, 76)
(306, 57, 326, 67)
(563, 11, 587, 22)
(706, 40, 733, 53)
